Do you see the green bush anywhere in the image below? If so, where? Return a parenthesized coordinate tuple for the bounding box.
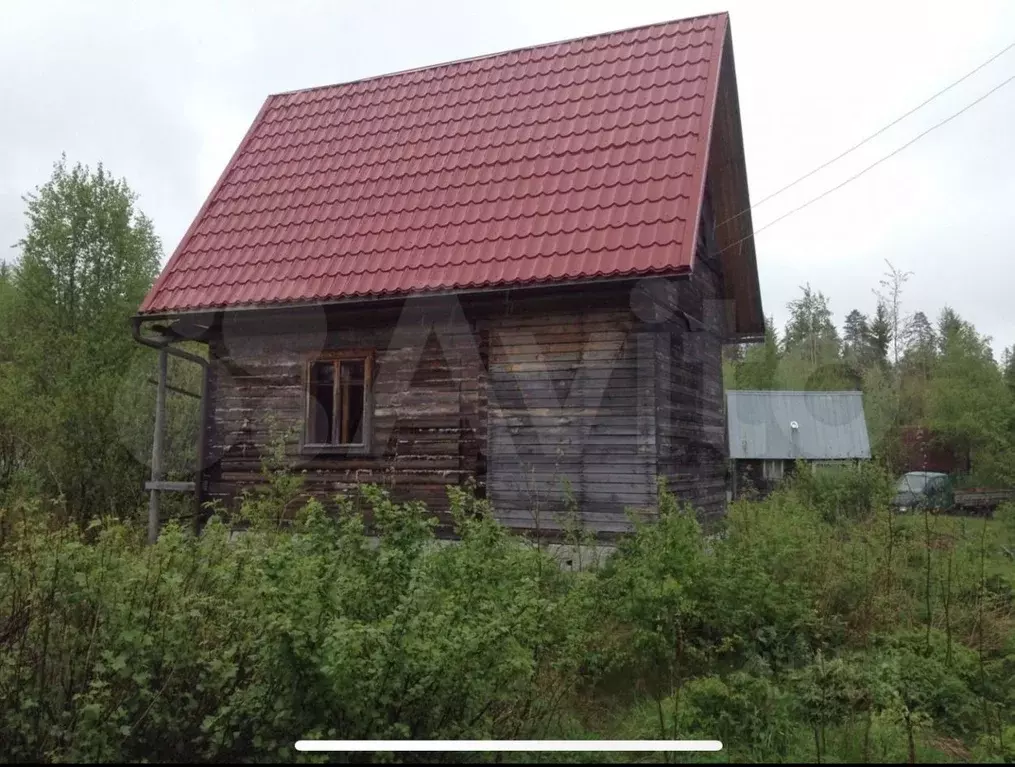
(0, 485, 597, 762)
(2, 473, 1013, 763)
(788, 459, 895, 524)
(677, 673, 796, 762)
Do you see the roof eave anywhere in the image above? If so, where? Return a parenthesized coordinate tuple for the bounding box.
(135, 266, 694, 320)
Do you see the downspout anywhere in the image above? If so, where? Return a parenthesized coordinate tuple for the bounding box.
(131, 315, 210, 536)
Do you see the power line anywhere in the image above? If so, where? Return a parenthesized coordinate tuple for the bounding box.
(720, 40, 1015, 229)
(718, 71, 1015, 259)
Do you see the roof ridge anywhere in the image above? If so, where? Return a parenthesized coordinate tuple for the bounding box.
(267, 11, 728, 100)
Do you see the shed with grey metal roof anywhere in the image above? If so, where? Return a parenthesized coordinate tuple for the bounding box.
(726, 390, 871, 460)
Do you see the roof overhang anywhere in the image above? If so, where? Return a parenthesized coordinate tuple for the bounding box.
(700, 18, 765, 340)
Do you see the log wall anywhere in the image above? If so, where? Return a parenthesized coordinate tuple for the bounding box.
(204, 301, 485, 531)
(202, 274, 730, 536)
(485, 291, 658, 535)
(654, 260, 729, 523)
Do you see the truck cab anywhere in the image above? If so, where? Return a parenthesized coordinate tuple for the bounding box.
(892, 471, 954, 512)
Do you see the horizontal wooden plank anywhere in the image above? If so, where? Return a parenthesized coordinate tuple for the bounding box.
(489, 480, 654, 496)
(490, 504, 657, 522)
(492, 443, 655, 459)
(490, 365, 642, 379)
(488, 487, 655, 502)
(487, 454, 654, 470)
(145, 480, 197, 492)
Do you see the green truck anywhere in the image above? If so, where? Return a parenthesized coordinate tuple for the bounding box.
(892, 471, 1015, 515)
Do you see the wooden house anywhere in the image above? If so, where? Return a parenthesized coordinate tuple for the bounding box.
(134, 12, 764, 538)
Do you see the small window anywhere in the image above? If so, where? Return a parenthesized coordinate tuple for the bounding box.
(762, 459, 784, 480)
(305, 353, 372, 448)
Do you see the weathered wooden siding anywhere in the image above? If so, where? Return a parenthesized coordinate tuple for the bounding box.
(485, 292, 658, 535)
(653, 220, 730, 522)
(204, 303, 485, 531)
(202, 274, 730, 536)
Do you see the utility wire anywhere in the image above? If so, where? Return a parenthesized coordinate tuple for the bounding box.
(718, 71, 1015, 259)
(720, 40, 1015, 229)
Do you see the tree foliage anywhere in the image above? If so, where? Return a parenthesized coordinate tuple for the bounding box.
(732, 317, 780, 390)
(928, 308, 1011, 483)
(783, 284, 840, 364)
(868, 301, 892, 369)
(843, 308, 870, 365)
(3, 157, 162, 520)
(726, 281, 1015, 484)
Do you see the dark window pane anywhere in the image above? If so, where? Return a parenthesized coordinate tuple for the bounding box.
(309, 361, 335, 443)
(312, 360, 335, 385)
(338, 359, 367, 444)
(346, 383, 364, 443)
(341, 359, 365, 385)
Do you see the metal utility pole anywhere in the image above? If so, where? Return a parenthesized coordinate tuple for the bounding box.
(148, 348, 167, 544)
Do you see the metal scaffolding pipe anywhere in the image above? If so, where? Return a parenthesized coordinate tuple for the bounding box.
(148, 348, 167, 544)
(131, 315, 212, 541)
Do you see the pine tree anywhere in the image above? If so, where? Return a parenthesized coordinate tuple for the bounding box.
(843, 309, 871, 364)
(1004, 346, 1015, 397)
(868, 302, 892, 368)
(895, 310, 939, 425)
(937, 307, 965, 352)
(901, 311, 937, 374)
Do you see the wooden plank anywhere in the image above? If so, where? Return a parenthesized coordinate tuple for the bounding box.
(146, 480, 197, 492)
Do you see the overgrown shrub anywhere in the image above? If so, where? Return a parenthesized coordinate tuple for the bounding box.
(2, 470, 1013, 763)
(0, 483, 598, 762)
(788, 459, 895, 524)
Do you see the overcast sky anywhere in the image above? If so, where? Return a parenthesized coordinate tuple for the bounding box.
(2, 0, 1014, 355)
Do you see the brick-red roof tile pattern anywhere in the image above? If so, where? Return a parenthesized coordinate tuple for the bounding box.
(141, 13, 726, 313)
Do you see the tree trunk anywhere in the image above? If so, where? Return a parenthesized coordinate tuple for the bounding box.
(863, 710, 872, 763)
(907, 720, 916, 764)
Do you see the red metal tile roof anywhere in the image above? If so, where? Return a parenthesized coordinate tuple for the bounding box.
(140, 12, 730, 314)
